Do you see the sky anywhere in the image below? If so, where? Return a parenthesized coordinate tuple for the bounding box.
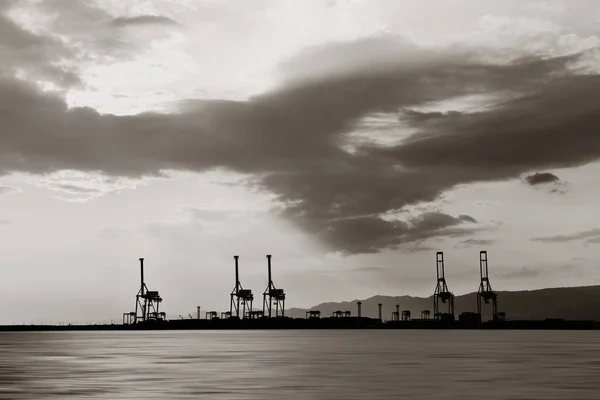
(2, 0, 600, 324)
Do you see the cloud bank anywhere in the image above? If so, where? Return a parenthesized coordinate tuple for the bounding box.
(2, 1, 600, 255)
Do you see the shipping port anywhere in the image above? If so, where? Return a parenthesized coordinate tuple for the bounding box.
(1, 251, 598, 331)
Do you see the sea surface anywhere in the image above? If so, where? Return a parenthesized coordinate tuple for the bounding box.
(0, 330, 599, 399)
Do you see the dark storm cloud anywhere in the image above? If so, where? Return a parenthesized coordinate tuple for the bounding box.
(1, 31, 599, 254)
(383, 72, 600, 175)
(111, 15, 179, 27)
(532, 229, 600, 243)
(525, 172, 560, 185)
(313, 212, 478, 254)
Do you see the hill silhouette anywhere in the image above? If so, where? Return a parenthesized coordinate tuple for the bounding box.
(286, 285, 600, 321)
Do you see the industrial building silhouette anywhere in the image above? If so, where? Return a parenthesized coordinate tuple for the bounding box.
(106, 250, 596, 331)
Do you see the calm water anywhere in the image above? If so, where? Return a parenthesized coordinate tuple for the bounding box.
(1, 330, 600, 399)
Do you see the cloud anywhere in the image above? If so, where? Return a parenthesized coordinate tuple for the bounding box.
(397, 241, 438, 253)
(111, 15, 179, 28)
(456, 238, 496, 248)
(524, 172, 560, 185)
(0, 2, 79, 86)
(0, 185, 20, 196)
(381, 72, 600, 171)
(1, 1, 182, 92)
(0, 220, 10, 225)
(549, 185, 569, 195)
(1, 30, 599, 254)
(28, 170, 150, 202)
(55, 184, 103, 194)
(313, 211, 479, 254)
(523, 172, 568, 194)
(532, 228, 600, 243)
(457, 214, 477, 223)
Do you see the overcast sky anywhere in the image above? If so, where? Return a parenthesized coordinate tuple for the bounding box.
(2, 0, 600, 324)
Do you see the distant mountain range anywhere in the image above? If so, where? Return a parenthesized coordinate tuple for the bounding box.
(286, 285, 600, 321)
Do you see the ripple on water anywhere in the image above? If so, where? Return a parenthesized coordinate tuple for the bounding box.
(1, 330, 600, 399)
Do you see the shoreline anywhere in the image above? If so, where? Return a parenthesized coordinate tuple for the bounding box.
(2, 317, 597, 331)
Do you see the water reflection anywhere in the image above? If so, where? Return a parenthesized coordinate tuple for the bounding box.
(1, 330, 600, 399)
